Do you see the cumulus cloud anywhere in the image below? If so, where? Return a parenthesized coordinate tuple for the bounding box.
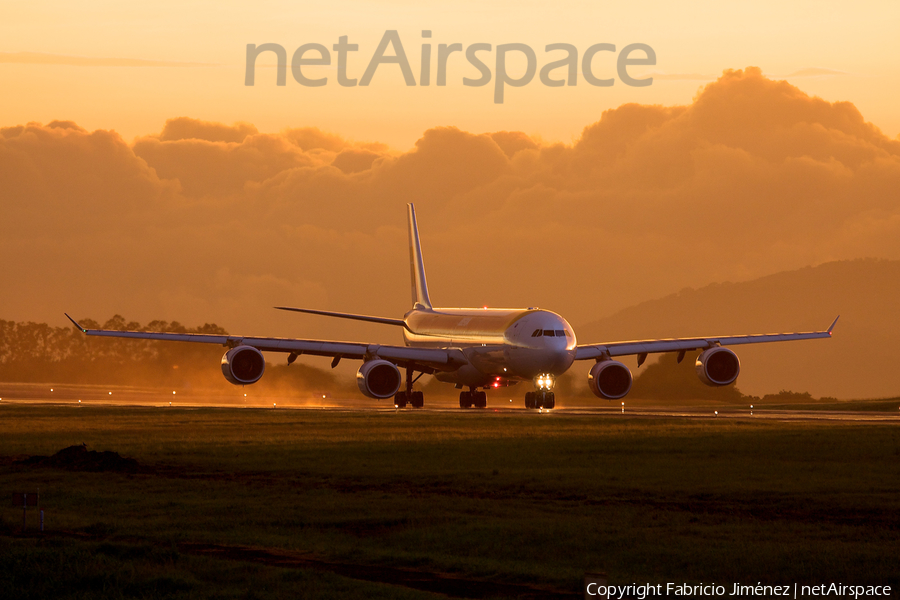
(156, 118, 259, 143)
(2, 67, 899, 396)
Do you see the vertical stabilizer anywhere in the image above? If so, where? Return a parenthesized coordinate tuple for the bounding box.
(407, 203, 433, 309)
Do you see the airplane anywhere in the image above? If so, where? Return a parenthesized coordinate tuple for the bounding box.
(66, 203, 838, 410)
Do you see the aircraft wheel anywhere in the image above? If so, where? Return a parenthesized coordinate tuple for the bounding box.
(411, 391, 424, 408)
(474, 391, 487, 408)
(395, 391, 408, 408)
(459, 391, 472, 409)
(525, 392, 535, 409)
(544, 392, 555, 410)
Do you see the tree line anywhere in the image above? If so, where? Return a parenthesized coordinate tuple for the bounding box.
(0, 316, 342, 394)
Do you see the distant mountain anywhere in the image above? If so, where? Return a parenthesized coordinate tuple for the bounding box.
(574, 259, 900, 399)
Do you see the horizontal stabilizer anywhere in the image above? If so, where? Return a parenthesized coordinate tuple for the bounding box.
(274, 306, 410, 331)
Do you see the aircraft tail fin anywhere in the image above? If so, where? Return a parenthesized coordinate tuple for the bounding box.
(407, 203, 433, 310)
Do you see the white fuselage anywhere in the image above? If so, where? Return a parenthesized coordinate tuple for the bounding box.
(402, 307, 577, 388)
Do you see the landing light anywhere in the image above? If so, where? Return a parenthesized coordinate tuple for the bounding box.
(534, 374, 555, 390)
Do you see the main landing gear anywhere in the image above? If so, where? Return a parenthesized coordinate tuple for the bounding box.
(459, 388, 487, 409)
(394, 366, 424, 408)
(395, 390, 423, 408)
(525, 390, 555, 409)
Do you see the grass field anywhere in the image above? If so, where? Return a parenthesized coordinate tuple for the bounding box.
(1, 402, 898, 599)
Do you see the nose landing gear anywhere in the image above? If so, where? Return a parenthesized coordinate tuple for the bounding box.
(525, 390, 555, 409)
(525, 373, 556, 409)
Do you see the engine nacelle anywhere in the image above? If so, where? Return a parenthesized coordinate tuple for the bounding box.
(695, 347, 741, 386)
(221, 346, 266, 385)
(356, 359, 402, 399)
(588, 359, 633, 400)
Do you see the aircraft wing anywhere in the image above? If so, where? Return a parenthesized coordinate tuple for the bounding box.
(64, 314, 467, 371)
(574, 316, 839, 361)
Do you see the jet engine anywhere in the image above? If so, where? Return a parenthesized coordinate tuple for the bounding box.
(221, 346, 266, 385)
(588, 359, 633, 400)
(695, 347, 740, 386)
(357, 359, 402, 399)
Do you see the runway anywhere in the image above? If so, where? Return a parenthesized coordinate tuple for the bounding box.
(2, 383, 898, 423)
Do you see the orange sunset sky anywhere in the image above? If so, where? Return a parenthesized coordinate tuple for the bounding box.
(2, 1, 899, 398)
(3, 0, 899, 146)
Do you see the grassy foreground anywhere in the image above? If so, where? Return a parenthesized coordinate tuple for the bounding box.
(1, 404, 898, 599)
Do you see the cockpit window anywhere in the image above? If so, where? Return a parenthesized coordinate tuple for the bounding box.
(534, 329, 571, 338)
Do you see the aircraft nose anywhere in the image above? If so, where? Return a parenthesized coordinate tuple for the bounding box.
(543, 344, 575, 373)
